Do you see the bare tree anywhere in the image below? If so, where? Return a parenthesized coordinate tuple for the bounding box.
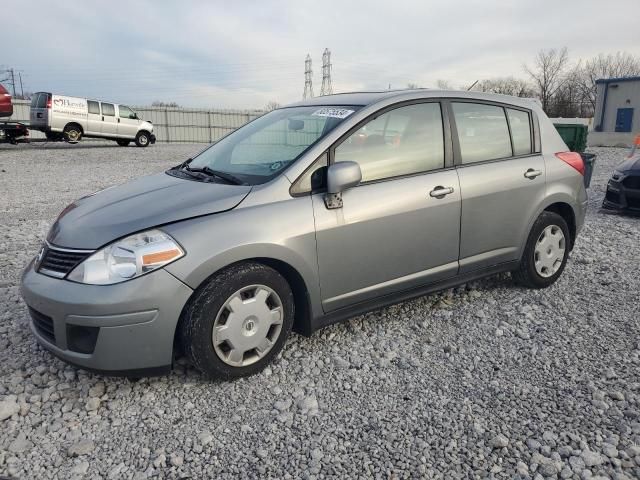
(473, 77, 535, 97)
(406, 82, 421, 89)
(574, 52, 640, 113)
(524, 47, 570, 113)
(264, 101, 281, 111)
(436, 79, 454, 90)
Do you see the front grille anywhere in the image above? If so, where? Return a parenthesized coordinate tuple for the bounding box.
(623, 175, 640, 190)
(29, 307, 55, 344)
(38, 244, 92, 278)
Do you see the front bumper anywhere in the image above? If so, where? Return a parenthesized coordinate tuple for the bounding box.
(603, 175, 640, 214)
(150, 134, 156, 144)
(20, 260, 193, 374)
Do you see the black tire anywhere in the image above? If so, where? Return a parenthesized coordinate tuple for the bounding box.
(135, 131, 150, 147)
(63, 124, 82, 143)
(512, 211, 570, 289)
(116, 140, 130, 147)
(180, 262, 294, 380)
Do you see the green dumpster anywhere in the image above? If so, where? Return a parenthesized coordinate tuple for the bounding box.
(553, 123, 588, 153)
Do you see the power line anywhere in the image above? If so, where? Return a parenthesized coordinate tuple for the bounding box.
(303, 54, 314, 99)
(320, 48, 333, 96)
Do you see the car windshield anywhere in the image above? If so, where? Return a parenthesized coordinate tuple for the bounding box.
(184, 106, 360, 185)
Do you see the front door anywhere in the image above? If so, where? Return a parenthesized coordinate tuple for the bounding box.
(450, 102, 547, 272)
(100, 102, 118, 136)
(312, 102, 461, 312)
(615, 108, 634, 133)
(116, 105, 140, 139)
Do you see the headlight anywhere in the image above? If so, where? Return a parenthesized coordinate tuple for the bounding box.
(67, 229, 184, 285)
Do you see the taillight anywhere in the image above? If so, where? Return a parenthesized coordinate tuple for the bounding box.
(46, 96, 52, 109)
(556, 152, 584, 176)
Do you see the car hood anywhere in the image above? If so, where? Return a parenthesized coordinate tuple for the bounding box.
(616, 154, 640, 173)
(47, 172, 252, 249)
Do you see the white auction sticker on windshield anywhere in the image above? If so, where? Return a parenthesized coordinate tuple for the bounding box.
(311, 108, 354, 119)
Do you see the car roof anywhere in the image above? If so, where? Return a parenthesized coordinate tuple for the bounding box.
(285, 89, 539, 110)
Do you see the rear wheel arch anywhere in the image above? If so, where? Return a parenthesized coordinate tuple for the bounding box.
(543, 202, 576, 250)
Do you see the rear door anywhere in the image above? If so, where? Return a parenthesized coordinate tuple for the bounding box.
(100, 102, 118, 136)
(30, 93, 50, 129)
(450, 101, 546, 273)
(312, 101, 461, 312)
(116, 105, 139, 139)
(87, 100, 102, 135)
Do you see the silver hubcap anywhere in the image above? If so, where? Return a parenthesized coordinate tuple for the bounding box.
(139, 135, 148, 145)
(534, 225, 565, 278)
(67, 130, 79, 142)
(212, 285, 283, 367)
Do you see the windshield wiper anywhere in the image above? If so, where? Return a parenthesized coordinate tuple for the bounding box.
(184, 165, 246, 185)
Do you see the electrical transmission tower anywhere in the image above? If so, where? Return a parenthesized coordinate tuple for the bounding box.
(303, 54, 314, 99)
(320, 48, 333, 96)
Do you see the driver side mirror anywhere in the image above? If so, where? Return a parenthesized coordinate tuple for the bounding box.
(130, 113, 138, 120)
(324, 161, 362, 209)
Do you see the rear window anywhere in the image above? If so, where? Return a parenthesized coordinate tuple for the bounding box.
(36, 94, 48, 109)
(30, 94, 41, 108)
(88, 101, 100, 115)
(452, 102, 512, 163)
(101, 103, 115, 116)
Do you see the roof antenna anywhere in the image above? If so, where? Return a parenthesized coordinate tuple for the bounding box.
(467, 80, 479, 91)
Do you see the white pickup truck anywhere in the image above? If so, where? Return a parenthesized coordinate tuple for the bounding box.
(30, 93, 156, 147)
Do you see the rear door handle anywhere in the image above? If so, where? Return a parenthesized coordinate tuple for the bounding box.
(524, 168, 542, 179)
(429, 186, 455, 198)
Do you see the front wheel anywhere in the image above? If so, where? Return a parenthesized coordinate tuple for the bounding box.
(135, 131, 150, 147)
(180, 262, 294, 379)
(512, 211, 570, 289)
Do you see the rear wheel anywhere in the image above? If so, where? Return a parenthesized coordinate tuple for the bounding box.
(116, 140, 130, 147)
(135, 131, 150, 147)
(180, 262, 294, 379)
(512, 211, 570, 289)
(63, 124, 82, 143)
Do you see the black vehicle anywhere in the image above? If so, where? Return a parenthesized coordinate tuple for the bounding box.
(603, 140, 640, 214)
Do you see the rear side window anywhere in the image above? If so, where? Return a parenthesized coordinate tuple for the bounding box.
(87, 101, 100, 115)
(335, 102, 445, 182)
(36, 94, 48, 109)
(452, 102, 512, 163)
(507, 108, 532, 155)
(101, 103, 115, 116)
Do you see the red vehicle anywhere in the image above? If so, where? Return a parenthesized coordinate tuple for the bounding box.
(0, 84, 13, 117)
(0, 83, 29, 144)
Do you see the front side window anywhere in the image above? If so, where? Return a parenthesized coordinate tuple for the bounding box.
(185, 106, 359, 185)
(101, 103, 115, 116)
(334, 102, 444, 182)
(507, 108, 532, 155)
(87, 101, 100, 115)
(452, 102, 512, 163)
(118, 105, 134, 118)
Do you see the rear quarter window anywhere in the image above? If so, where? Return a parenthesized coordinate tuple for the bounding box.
(88, 101, 100, 115)
(507, 108, 532, 155)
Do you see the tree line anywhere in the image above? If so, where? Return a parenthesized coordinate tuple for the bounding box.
(413, 49, 640, 118)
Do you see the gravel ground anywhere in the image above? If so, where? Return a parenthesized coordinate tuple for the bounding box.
(0, 142, 639, 480)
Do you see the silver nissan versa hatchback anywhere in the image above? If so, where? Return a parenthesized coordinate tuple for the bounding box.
(21, 90, 588, 379)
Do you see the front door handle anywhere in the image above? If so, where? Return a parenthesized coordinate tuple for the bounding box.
(429, 186, 455, 198)
(524, 168, 542, 179)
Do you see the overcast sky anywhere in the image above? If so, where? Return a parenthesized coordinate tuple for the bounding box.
(3, 0, 639, 109)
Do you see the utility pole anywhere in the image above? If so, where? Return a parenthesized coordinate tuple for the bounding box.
(9, 68, 16, 97)
(18, 72, 24, 98)
(303, 54, 314, 99)
(320, 48, 333, 96)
